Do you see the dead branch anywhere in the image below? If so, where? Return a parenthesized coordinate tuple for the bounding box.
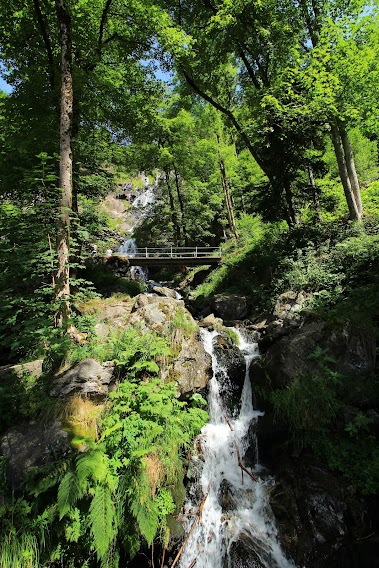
(171, 484, 211, 568)
(235, 442, 258, 483)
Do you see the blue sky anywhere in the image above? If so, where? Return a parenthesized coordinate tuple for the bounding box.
(0, 76, 12, 93)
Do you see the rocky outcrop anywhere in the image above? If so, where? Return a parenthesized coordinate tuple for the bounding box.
(198, 313, 224, 331)
(50, 359, 115, 398)
(213, 334, 246, 413)
(268, 455, 370, 568)
(172, 336, 211, 394)
(212, 294, 248, 321)
(1, 421, 71, 491)
(259, 320, 376, 390)
(130, 294, 212, 394)
(151, 285, 179, 299)
(0, 359, 43, 380)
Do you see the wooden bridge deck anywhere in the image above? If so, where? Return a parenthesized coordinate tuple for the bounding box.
(117, 247, 221, 266)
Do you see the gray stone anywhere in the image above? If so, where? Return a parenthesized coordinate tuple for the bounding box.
(0, 359, 43, 380)
(198, 313, 224, 330)
(172, 335, 212, 394)
(50, 358, 115, 398)
(151, 285, 178, 299)
(1, 420, 71, 491)
(212, 294, 248, 321)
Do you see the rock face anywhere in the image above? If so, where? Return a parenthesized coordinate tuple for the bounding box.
(213, 334, 246, 414)
(198, 313, 224, 331)
(151, 285, 178, 299)
(130, 294, 212, 394)
(212, 294, 248, 321)
(268, 456, 369, 568)
(1, 421, 71, 491)
(50, 359, 115, 398)
(260, 320, 376, 390)
(0, 359, 43, 380)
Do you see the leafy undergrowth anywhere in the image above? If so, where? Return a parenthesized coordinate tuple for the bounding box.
(193, 214, 379, 326)
(0, 324, 208, 568)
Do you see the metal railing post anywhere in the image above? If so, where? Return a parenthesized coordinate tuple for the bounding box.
(145, 247, 148, 258)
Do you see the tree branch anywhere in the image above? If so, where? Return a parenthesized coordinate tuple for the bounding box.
(32, 0, 55, 90)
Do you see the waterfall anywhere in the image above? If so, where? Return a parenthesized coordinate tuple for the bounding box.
(179, 329, 296, 568)
(118, 175, 158, 279)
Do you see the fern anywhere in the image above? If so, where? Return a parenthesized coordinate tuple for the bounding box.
(129, 494, 159, 546)
(57, 471, 81, 519)
(89, 484, 115, 560)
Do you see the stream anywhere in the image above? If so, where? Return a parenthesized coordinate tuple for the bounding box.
(179, 329, 295, 568)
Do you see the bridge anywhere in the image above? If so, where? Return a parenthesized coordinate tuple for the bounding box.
(117, 246, 222, 266)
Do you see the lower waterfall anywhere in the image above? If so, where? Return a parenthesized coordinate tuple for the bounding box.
(178, 329, 296, 568)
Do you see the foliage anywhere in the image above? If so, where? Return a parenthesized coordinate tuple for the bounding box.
(271, 349, 379, 495)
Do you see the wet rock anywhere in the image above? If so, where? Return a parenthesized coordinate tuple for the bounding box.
(260, 320, 376, 390)
(227, 534, 266, 568)
(213, 334, 246, 413)
(212, 294, 249, 321)
(219, 479, 236, 512)
(50, 358, 115, 398)
(1, 420, 71, 491)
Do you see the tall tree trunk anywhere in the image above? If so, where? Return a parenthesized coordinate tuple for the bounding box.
(173, 166, 188, 246)
(164, 168, 181, 245)
(54, 0, 73, 328)
(338, 120, 363, 217)
(216, 134, 239, 239)
(283, 180, 298, 227)
(307, 164, 321, 218)
(330, 121, 360, 221)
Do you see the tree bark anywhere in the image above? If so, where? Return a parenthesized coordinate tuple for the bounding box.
(330, 121, 360, 220)
(338, 120, 363, 217)
(173, 165, 189, 246)
(164, 168, 181, 245)
(54, 0, 73, 328)
(216, 134, 239, 239)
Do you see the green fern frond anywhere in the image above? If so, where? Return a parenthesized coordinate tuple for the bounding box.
(129, 493, 159, 546)
(76, 449, 109, 487)
(57, 471, 81, 519)
(89, 484, 115, 560)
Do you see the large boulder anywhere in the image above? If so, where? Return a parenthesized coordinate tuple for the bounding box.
(0, 359, 43, 380)
(261, 321, 376, 390)
(213, 334, 246, 414)
(1, 420, 71, 491)
(172, 335, 212, 394)
(129, 294, 186, 333)
(130, 294, 212, 394)
(50, 358, 115, 398)
(212, 294, 249, 321)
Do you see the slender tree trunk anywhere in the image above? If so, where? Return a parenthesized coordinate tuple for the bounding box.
(164, 168, 181, 245)
(54, 0, 73, 328)
(173, 166, 188, 246)
(338, 120, 363, 217)
(283, 180, 298, 227)
(216, 134, 239, 239)
(307, 164, 322, 218)
(330, 121, 360, 220)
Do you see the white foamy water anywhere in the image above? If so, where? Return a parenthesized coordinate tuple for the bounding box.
(179, 329, 296, 568)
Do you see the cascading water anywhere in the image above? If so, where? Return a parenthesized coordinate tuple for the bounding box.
(179, 329, 296, 568)
(118, 175, 159, 279)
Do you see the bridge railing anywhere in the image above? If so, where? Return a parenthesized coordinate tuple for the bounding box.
(124, 246, 222, 258)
